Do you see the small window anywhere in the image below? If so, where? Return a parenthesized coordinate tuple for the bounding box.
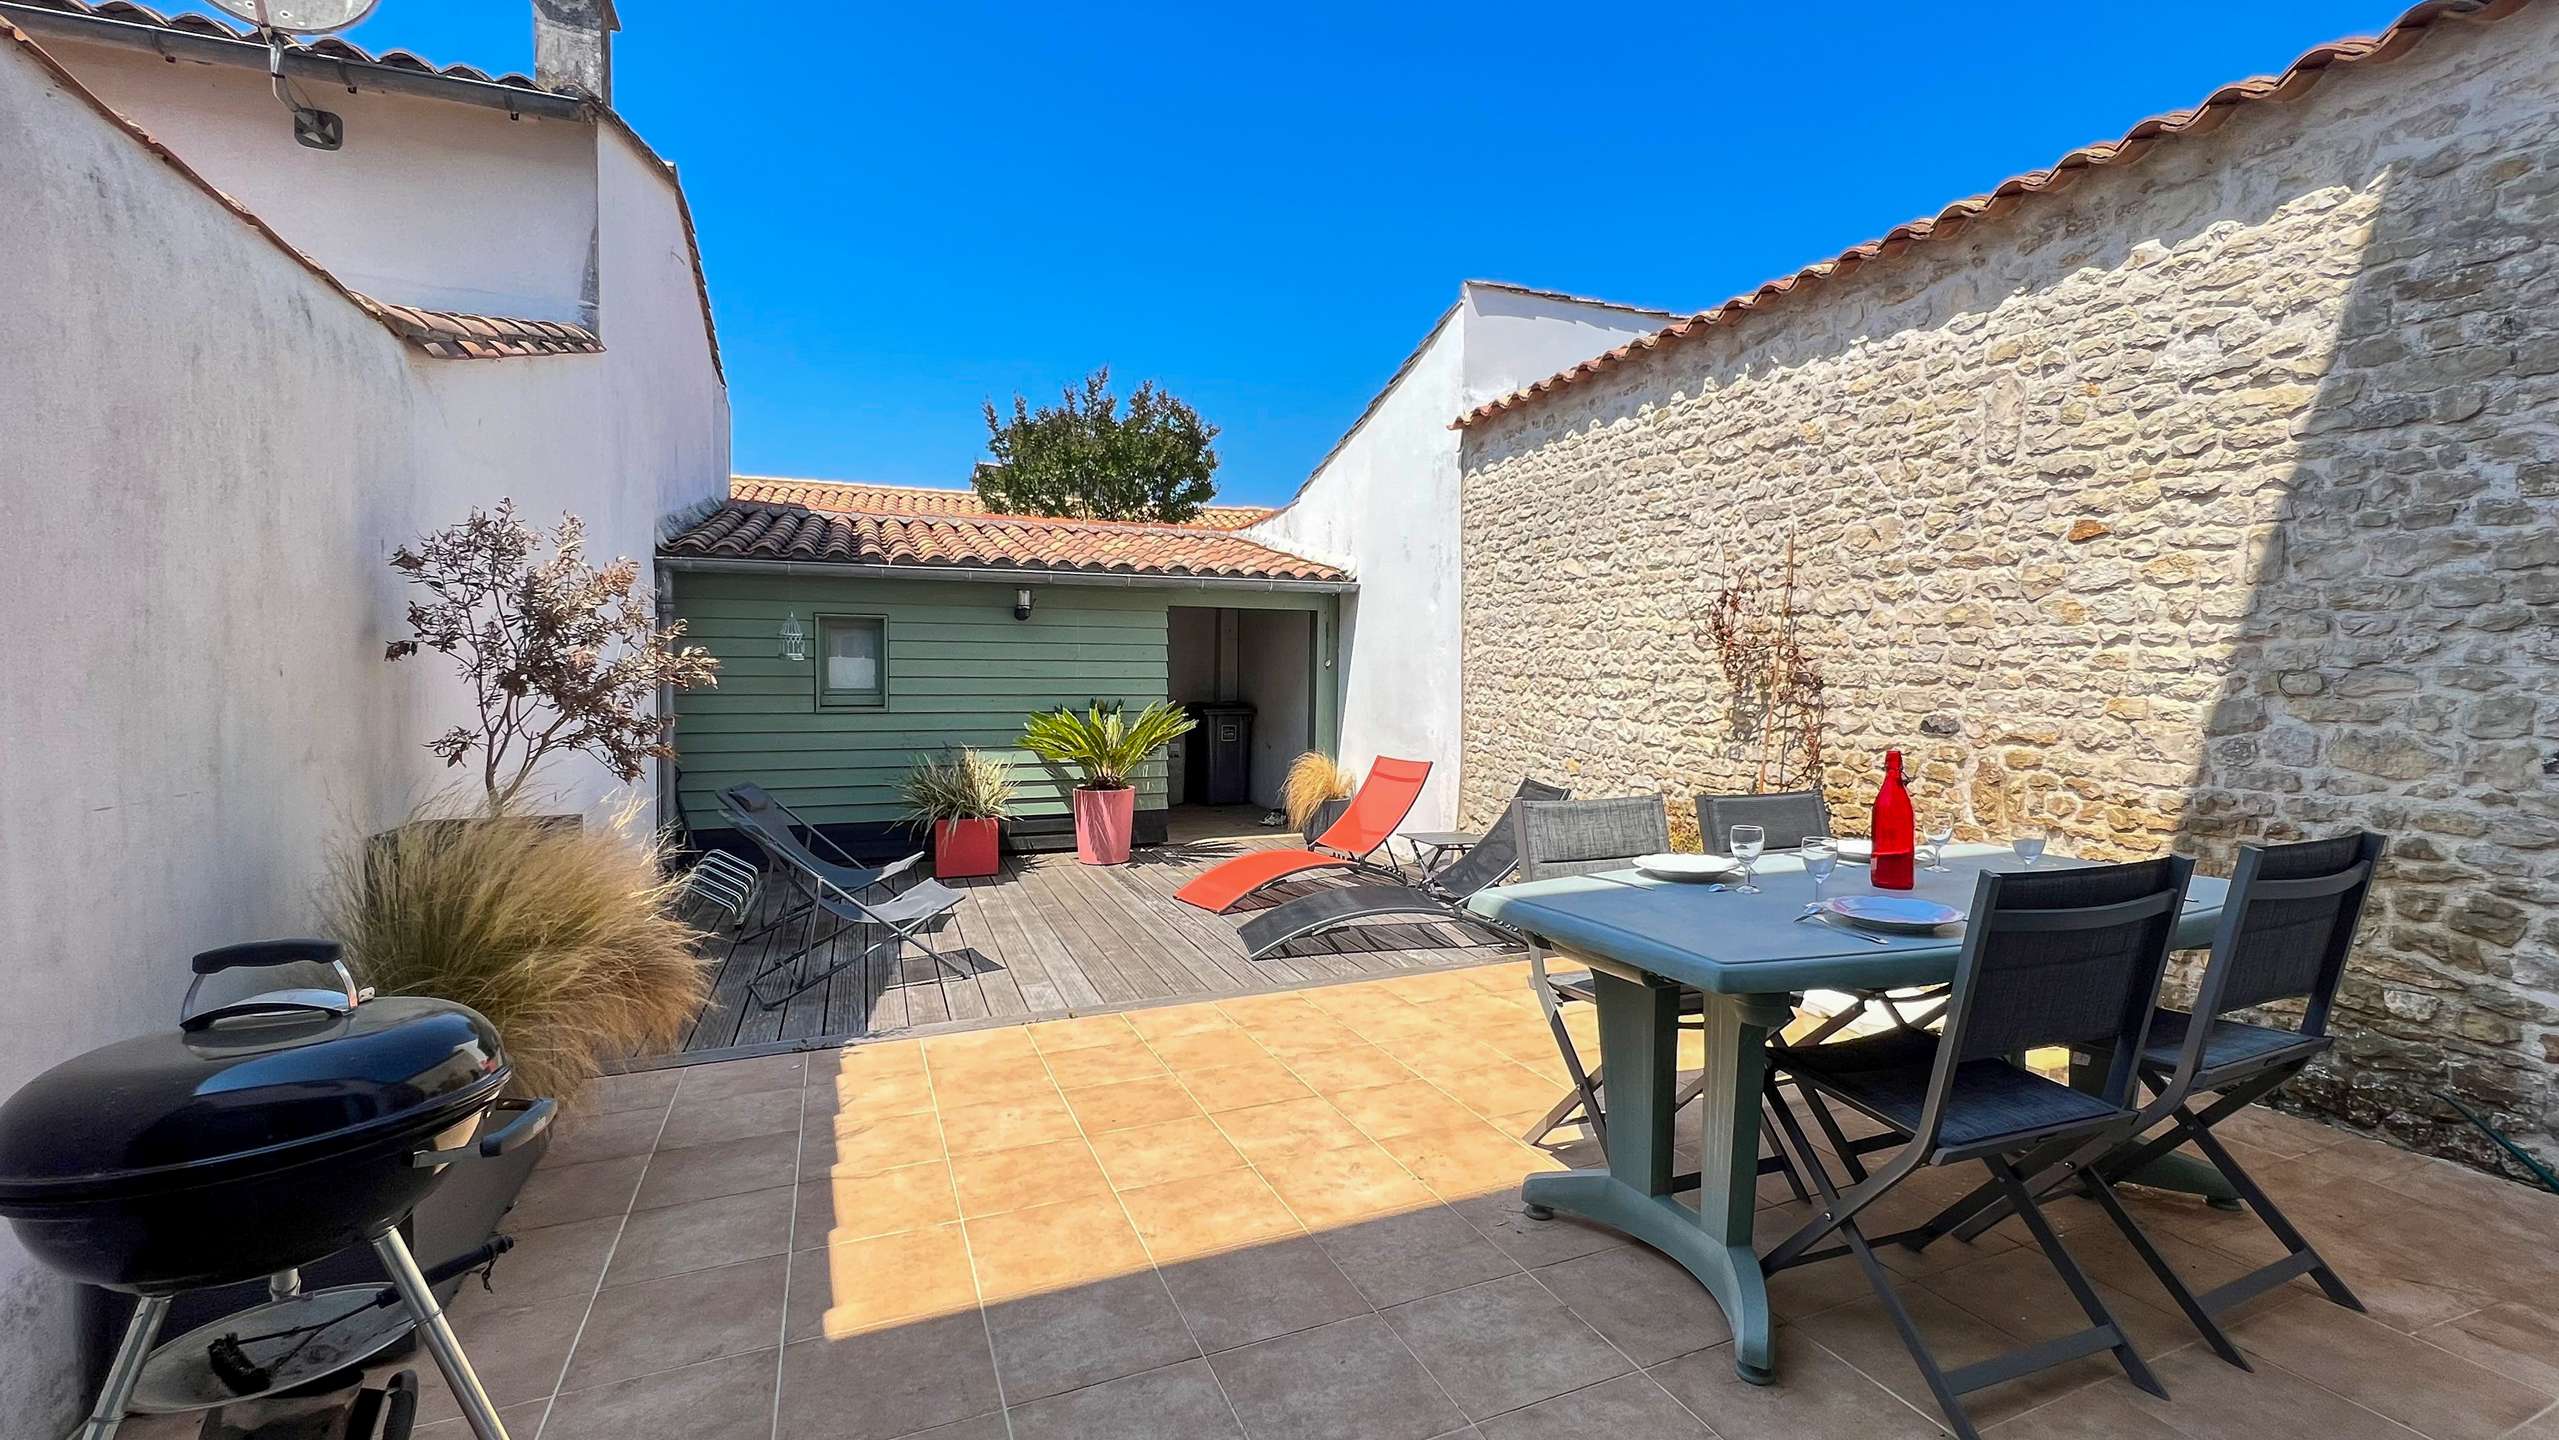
(817, 615, 886, 707)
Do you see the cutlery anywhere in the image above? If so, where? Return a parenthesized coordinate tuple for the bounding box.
(1800, 912, 1892, 945)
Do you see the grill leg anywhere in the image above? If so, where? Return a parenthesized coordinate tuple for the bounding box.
(69, 1294, 167, 1440)
(374, 1228, 512, 1440)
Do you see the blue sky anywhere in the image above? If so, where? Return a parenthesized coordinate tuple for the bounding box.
(348, 2, 2410, 507)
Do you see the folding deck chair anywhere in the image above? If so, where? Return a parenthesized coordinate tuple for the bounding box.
(1174, 756, 1433, 912)
(1759, 855, 2194, 1440)
(1908, 832, 2386, 1370)
(1233, 777, 1566, 960)
(718, 784, 966, 1011)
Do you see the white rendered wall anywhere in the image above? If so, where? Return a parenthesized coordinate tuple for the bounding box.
(0, 40, 724, 1427)
(44, 37, 600, 322)
(1247, 284, 1667, 827)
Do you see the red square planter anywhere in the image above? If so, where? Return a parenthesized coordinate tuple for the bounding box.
(933, 817, 1001, 879)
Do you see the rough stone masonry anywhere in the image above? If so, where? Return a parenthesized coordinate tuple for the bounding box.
(1457, 6, 2559, 1169)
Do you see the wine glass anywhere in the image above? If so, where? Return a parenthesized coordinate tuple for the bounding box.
(1730, 824, 1766, 894)
(1801, 835, 1838, 918)
(1923, 815, 1957, 873)
(2012, 824, 2049, 870)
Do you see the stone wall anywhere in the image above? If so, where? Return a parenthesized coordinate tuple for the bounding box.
(1457, 6, 2559, 1168)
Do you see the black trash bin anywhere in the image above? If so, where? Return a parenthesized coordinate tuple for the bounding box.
(1188, 702, 1255, 806)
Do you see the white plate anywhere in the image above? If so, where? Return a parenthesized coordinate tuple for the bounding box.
(1633, 853, 1741, 883)
(1833, 839, 1874, 864)
(1824, 895, 1964, 932)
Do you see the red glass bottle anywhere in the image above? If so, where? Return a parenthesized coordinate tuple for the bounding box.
(1870, 749, 1916, 890)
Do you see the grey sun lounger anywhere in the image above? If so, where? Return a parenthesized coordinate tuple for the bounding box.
(718, 783, 966, 1009)
(1233, 778, 1566, 961)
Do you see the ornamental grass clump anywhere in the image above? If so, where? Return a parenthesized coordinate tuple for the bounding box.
(1282, 752, 1357, 830)
(900, 748, 1017, 828)
(321, 796, 710, 1105)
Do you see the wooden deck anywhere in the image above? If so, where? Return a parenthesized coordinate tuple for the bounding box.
(659, 826, 1511, 1063)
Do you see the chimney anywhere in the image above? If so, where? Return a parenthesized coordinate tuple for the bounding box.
(533, 0, 618, 102)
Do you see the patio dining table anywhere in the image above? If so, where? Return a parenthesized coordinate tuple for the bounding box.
(1465, 842, 2228, 1385)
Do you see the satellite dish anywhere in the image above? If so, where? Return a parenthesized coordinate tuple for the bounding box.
(203, 0, 380, 36)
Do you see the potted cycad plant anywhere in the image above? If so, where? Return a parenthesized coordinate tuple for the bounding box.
(901, 748, 1015, 879)
(1020, 700, 1195, 864)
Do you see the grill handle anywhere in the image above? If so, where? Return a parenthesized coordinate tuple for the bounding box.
(413, 1097, 557, 1168)
(181, 937, 367, 1030)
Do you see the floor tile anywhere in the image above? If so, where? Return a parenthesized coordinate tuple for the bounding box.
(1328, 1081, 1486, 1142)
(1533, 1244, 1733, 1365)
(1789, 1276, 2110, 1428)
(796, 1160, 959, 1245)
(2104, 1343, 2432, 1440)
(1473, 1371, 1711, 1439)
(1006, 1356, 1241, 1439)
(948, 1136, 1111, 1217)
(677, 1052, 807, 1102)
(1289, 1044, 1420, 1095)
(1043, 1037, 1171, 1090)
(415, 1294, 588, 1426)
(776, 1310, 1001, 1440)
(1064, 1074, 1202, 1133)
(1435, 1065, 1569, 1121)
(940, 1094, 1082, 1156)
(806, 1063, 935, 1121)
(1156, 1234, 1375, 1354)
(656, 1085, 805, 1151)
(1979, 1380, 2196, 1438)
(788, 1223, 977, 1339)
(605, 1183, 796, 1287)
(586, 1067, 682, 1115)
(1376, 1123, 1555, 1203)
(1090, 1116, 1247, 1189)
(982, 1268, 1203, 1402)
(548, 1105, 670, 1167)
(1181, 1058, 1316, 1112)
(539, 1348, 777, 1440)
(1382, 1273, 1631, 1420)
(1647, 1333, 1949, 1440)
(808, 1109, 944, 1177)
(1127, 1003, 1243, 1042)
(965, 1194, 1152, 1301)
(1209, 1314, 1467, 1440)
(1120, 1168, 1304, 1261)
(2229, 1292, 2553, 1440)
(1255, 1017, 1368, 1060)
(926, 1054, 1058, 1110)
(490, 1214, 623, 1304)
(635, 1131, 801, 1210)
(1214, 1095, 1365, 1160)
(512, 1154, 648, 1230)
(2419, 1300, 2559, 1394)
(1919, 1238, 2193, 1360)
(1313, 1204, 1521, 1309)
(563, 1253, 788, 1391)
(1151, 1026, 1271, 1071)
(924, 1025, 1040, 1064)
(1258, 1141, 1438, 1228)
(1028, 1012, 1139, 1053)
(1448, 1193, 1626, 1270)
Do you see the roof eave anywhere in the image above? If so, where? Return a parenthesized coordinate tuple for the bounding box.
(656, 553, 1355, 594)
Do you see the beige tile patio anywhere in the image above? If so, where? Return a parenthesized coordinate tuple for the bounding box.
(1089, 1115, 1247, 1189)
(792, 1223, 977, 1338)
(964, 1194, 1151, 1301)
(1119, 1167, 1304, 1260)
(1063, 1073, 1203, 1132)
(947, 1135, 1112, 1217)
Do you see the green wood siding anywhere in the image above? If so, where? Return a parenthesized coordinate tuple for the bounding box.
(671, 571, 1338, 829)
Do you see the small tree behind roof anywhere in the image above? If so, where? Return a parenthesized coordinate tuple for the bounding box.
(977, 365, 1221, 523)
(385, 501, 719, 812)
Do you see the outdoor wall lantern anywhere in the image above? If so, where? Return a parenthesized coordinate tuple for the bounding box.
(1013, 588, 1035, 622)
(779, 611, 807, 661)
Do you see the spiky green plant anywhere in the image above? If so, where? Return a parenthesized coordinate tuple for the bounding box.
(320, 795, 710, 1105)
(1019, 700, 1195, 791)
(900, 748, 1017, 828)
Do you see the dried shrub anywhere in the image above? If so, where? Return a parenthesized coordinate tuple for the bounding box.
(1282, 752, 1358, 829)
(1700, 535, 1827, 793)
(321, 795, 710, 1105)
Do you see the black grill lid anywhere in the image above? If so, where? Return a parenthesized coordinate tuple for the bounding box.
(0, 995, 507, 1209)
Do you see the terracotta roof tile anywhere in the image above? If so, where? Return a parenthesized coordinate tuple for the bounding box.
(666, 482, 1342, 583)
(373, 303, 603, 359)
(1452, 0, 2528, 429)
(730, 478, 1277, 531)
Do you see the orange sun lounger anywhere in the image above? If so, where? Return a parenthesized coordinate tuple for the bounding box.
(1174, 757, 1433, 912)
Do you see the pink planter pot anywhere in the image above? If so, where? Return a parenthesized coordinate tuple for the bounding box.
(1072, 786, 1136, 865)
(933, 818, 1001, 879)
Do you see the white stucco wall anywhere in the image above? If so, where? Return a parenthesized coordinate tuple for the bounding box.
(43, 36, 600, 322)
(0, 36, 724, 1427)
(1246, 282, 1670, 827)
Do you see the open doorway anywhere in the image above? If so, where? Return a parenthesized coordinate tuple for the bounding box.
(1167, 605, 1316, 841)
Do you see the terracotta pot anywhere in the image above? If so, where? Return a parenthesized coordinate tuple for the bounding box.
(933, 817, 1002, 879)
(1071, 786, 1136, 865)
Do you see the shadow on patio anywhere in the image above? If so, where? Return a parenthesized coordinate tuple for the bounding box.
(408, 964, 2559, 1439)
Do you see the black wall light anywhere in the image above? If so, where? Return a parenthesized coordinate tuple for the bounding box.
(1013, 587, 1034, 621)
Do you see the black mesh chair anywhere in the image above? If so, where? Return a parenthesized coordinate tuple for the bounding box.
(1513, 797, 1810, 1203)
(1913, 832, 2386, 1369)
(1694, 789, 1831, 854)
(1760, 856, 2194, 1440)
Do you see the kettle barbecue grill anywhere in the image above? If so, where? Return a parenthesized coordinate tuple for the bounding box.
(0, 940, 552, 1440)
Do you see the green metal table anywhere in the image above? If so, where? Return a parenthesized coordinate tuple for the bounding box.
(1466, 845, 2228, 1384)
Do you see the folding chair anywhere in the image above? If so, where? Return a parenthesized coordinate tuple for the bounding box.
(1698, 789, 1951, 1046)
(1760, 855, 2194, 1440)
(716, 785, 964, 1009)
(1510, 796, 1809, 1203)
(1233, 777, 1566, 960)
(719, 783, 914, 947)
(1912, 832, 2386, 1369)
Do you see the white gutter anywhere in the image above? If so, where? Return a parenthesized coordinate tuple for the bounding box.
(656, 554, 1356, 595)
